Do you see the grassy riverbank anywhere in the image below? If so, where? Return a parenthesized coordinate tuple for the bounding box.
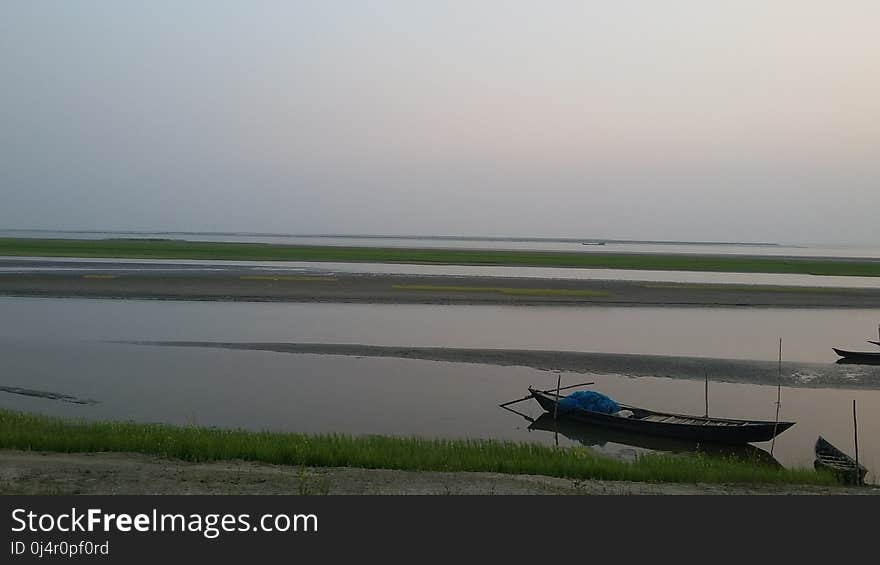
(0, 410, 838, 486)
(2, 237, 880, 276)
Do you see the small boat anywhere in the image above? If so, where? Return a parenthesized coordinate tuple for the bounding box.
(832, 348, 880, 363)
(529, 388, 795, 444)
(814, 436, 866, 485)
(581, 241, 606, 246)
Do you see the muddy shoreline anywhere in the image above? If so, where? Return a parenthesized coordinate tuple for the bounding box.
(4, 271, 880, 307)
(2, 451, 875, 495)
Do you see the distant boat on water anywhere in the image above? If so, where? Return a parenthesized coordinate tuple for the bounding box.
(833, 325, 880, 363)
(581, 241, 606, 246)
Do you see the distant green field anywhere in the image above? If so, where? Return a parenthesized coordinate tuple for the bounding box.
(2, 237, 880, 277)
(391, 284, 611, 297)
(0, 409, 838, 485)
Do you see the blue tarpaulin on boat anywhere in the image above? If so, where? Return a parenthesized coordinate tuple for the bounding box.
(557, 391, 620, 414)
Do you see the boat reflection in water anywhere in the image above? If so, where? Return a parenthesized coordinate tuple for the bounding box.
(524, 412, 781, 468)
(835, 356, 880, 366)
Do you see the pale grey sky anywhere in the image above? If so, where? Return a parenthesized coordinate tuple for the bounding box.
(1, 1, 878, 244)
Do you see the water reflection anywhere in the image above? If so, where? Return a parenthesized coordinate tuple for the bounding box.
(506, 409, 781, 468)
(835, 357, 880, 366)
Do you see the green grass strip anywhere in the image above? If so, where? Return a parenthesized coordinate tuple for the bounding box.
(2, 237, 879, 277)
(0, 409, 837, 485)
(640, 283, 865, 294)
(391, 284, 610, 297)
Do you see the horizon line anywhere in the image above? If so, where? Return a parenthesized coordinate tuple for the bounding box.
(0, 228, 783, 247)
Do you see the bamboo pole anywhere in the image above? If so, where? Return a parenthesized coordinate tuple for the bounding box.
(553, 374, 562, 447)
(553, 373, 562, 422)
(498, 381, 594, 407)
(770, 338, 782, 457)
(704, 371, 709, 418)
(498, 403, 535, 423)
(853, 399, 860, 485)
(550, 380, 595, 395)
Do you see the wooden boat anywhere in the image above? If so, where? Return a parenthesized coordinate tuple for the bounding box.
(814, 436, 867, 485)
(529, 388, 795, 444)
(832, 348, 880, 362)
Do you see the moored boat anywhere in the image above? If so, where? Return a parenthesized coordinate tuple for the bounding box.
(529, 388, 794, 444)
(833, 325, 880, 360)
(832, 348, 880, 363)
(814, 436, 866, 485)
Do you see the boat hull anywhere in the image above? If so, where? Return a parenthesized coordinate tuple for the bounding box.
(530, 390, 794, 444)
(832, 348, 880, 363)
(814, 436, 867, 485)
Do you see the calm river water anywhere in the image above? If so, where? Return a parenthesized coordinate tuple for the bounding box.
(1, 297, 878, 482)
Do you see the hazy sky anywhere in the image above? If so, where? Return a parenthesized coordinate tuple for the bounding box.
(2, 1, 878, 244)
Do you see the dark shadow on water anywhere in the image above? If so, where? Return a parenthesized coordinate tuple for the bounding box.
(521, 412, 781, 468)
(0, 385, 99, 405)
(835, 357, 880, 366)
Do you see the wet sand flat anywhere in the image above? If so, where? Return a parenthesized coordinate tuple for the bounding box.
(128, 341, 880, 389)
(3, 271, 880, 307)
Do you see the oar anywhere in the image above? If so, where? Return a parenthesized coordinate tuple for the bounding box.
(498, 381, 595, 407)
(498, 394, 536, 408)
(499, 404, 535, 423)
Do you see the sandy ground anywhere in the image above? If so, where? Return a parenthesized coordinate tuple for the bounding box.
(3, 271, 880, 307)
(1, 451, 876, 495)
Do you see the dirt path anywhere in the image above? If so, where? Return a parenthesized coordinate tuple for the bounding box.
(1, 451, 875, 495)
